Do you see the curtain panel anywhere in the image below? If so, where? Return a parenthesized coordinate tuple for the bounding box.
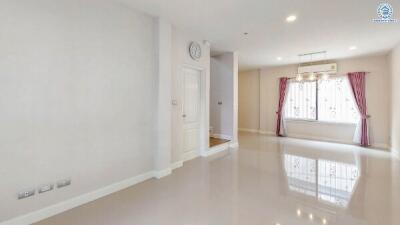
(347, 72, 370, 147)
(276, 77, 289, 136)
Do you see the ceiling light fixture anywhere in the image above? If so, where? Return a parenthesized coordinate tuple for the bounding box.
(321, 73, 330, 80)
(286, 15, 297, 22)
(277, 57, 283, 61)
(308, 72, 316, 81)
(309, 214, 314, 220)
(296, 209, 302, 216)
(322, 218, 327, 224)
(349, 46, 357, 50)
(296, 74, 303, 81)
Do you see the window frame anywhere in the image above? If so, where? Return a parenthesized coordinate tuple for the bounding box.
(284, 76, 358, 125)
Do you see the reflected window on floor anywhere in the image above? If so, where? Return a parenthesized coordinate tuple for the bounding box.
(284, 154, 317, 197)
(318, 159, 360, 207)
(284, 154, 360, 207)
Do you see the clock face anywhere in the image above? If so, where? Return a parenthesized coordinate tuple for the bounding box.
(189, 42, 202, 60)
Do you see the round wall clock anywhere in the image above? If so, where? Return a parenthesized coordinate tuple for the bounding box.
(189, 42, 202, 60)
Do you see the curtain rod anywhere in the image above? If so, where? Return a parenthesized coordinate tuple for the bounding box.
(286, 71, 370, 80)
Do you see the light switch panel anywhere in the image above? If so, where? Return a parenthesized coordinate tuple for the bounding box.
(18, 189, 35, 200)
(57, 179, 71, 188)
(38, 184, 54, 194)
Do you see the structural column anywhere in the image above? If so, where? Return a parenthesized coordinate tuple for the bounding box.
(154, 18, 172, 178)
(232, 52, 239, 145)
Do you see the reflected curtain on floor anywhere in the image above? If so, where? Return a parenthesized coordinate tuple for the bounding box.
(276, 77, 289, 136)
(347, 72, 370, 147)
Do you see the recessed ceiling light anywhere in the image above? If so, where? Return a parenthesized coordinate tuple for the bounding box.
(309, 214, 314, 220)
(349, 46, 357, 50)
(322, 218, 327, 224)
(286, 15, 297, 22)
(277, 57, 283, 61)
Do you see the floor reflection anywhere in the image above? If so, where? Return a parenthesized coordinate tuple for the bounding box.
(284, 153, 360, 208)
(33, 132, 400, 225)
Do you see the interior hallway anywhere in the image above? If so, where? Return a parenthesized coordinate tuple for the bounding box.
(35, 132, 400, 225)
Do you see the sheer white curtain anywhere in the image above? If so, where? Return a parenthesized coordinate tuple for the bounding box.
(318, 76, 359, 123)
(284, 81, 316, 120)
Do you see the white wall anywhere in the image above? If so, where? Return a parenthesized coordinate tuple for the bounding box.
(390, 44, 400, 155)
(210, 53, 238, 142)
(253, 55, 390, 148)
(239, 70, 260, 131)
(0, 0, 215, 223)
(171, 29, 210, 163)
(0, 0, 158, 222)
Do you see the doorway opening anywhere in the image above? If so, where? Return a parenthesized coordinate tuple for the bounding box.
(209, 137, 230, 147)
(209, 52, 239, 148)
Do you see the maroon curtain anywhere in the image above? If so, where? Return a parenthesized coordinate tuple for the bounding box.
(276, 77, 289, 136)
(347, 72, 370, 147)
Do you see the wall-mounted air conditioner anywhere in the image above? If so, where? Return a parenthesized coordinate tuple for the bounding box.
(298, 63, 337, 74)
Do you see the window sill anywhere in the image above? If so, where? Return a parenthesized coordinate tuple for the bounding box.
(284, 119, 357, 126)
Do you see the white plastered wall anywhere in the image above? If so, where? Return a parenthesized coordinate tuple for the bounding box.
(390, 44, 400, 156)
(0, 1, 212, 224)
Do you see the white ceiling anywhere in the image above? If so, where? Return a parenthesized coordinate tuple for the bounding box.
(121, 0, 400, 71)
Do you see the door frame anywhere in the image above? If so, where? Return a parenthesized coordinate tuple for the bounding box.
(178, 63, 209, 162)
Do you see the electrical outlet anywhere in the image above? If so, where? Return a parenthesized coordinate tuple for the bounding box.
(18, 189, 35, 200)
(57, 179, 71, 188)
(38, 184, 54, 194)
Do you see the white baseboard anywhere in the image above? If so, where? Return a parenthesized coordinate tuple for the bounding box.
(258, 130, 275, 135)
(201, 143, 229, 157)
(279, 133, 388, 150)
(229, 142, 239, 148)
(238, 128, 275, 136)
(238, 128, 259, 133)
(171, 161, 183, 170)
(182, 151, 199, 162)
(242, 129, 389, 150)
(287, 133, 389, 150)
(2, 171, 155, 225)
(153, 168, 172, 179)
(210, 133, 232, 140)
(287, 133, 353, 145)
(372, 143, 390, 150)
(392, 148, 400, 159)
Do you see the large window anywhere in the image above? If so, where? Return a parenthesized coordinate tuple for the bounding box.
(284, 76, 359, 123)
(285, 81, 317, 120)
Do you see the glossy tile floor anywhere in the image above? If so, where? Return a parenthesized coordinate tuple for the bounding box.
(35, 132, 400, 225)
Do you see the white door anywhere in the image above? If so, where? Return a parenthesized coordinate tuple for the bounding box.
(182, 67, 201, 160)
